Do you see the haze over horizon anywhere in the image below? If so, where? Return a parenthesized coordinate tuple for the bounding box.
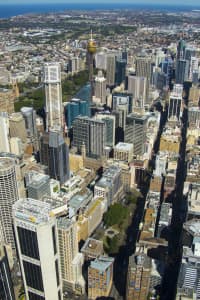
(0, 0, 200, 6)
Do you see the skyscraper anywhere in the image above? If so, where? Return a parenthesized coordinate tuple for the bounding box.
(0, 112, 10, 153)
(9, 112, 27, 143)
(94, 70, 107, 104)
(0, 245, 15, 300)
(176, 59, 189, 84)
(40, 129, 70, 184)
(115, 58, 126, 86)
(13, 198, 63, 300)
(44, 63, 63, 130)
(176, 39, 186, 60)
(72, 116, 106, 158)
(21, 107, 37, 139)
(168, 84, 183, 121)
(96, 114, 116, 147)
(87, 31, 97, 101)
(106, 54, 116, 86)
(135, 56, 152, 79)
(57, 217, 85, 294)
(125, 113, 148, 156)
(0, 157, 19, 249)
(128, 75, 147, 109)
(65, 98, 89, 128)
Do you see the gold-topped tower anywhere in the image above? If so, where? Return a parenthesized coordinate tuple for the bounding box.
(87, 30, 97, 101)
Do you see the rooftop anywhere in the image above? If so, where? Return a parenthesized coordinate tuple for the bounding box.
(90, 256, 114, 272)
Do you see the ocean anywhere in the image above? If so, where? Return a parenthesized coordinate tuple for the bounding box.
(0, 3, 200, 19)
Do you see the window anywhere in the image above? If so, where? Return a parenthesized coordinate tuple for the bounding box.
(23, 261, 44, 292)
(55, 259, 60, 286)
(52, 226, 57, 255)
(17, 227, 40, 259)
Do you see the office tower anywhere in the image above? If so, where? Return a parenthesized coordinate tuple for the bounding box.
(106, 54, 116, 86)
(112, 92, 133, 113)
(94, 70, 107, 104)
(184, 46, 195, 60)
(128, 75, 147, 109)
(10, 137, 23, 156)
(153, 71, 167, 91)
(72, 116, 105, 158)
(68, 56, 82, 74)
(0, 88, 15, 114)
(95, 52, 107, 70)
(176, 59, 189, 84)
(115, 58, 126, 86)
(0, 245, 15, 300)
(168, 84, 183, 121)
(125, 113, 148, 156)
(0, 157, 19, 249)
(44, 62, 63, 130)
(0, 112, 10, 152)
(177, 39, 186, 60)
(26, 171, 50, 200)
(88, 256, 114, 300)
(40, 129, 70, 184)
(135, 56, 152, 79)
(114, 142, 133, 162)
(154, 49, 165, 67)
(126, 253, 151, 300)
(13, 198, 63, 300)
(87, 31, 97, 101)
(9, 112, 27, 143)
(65, 98, 89, 128)
(161, 56, 173, 89)
(21, 107, 37, 139)
(189, 57, 199, 82)
(96, 114, 115, 147)
(57, 217, 85, 294)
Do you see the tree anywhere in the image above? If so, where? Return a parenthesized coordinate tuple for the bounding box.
(103, 203, 128, 227)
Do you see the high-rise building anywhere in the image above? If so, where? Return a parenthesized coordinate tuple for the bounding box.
(135, 56, 152, 79)
(0, 157, 19, 249)
(94, 70, 107, 104)
(57, 217, 85, 294)
(44, 63, 63, 130)
(26, 171, 50, 200)
(21, 107, 37, 139)
(95, 114, 116, 147)
(112, 92, 132, 113)
(65, 98, 89, 128)
(40, 129, 70, 184)
(95, 52, 107, 70)
(13, 198, 63, 300)
(88, 256, 114, 300)
(126, 253, 151, 300)
(128, 75, 148, 109)
(115, 59, 126, 86)
(125, 113, 148, 156)
(168, 84, 183, 121)
(9, 112, 27, 143)
(177, 39, 186, 60)
(0, 88, 15, 114)
(176, 59, 189, 84)
(0, 112, 10, 153)
(106, 54, 116, 86)
(0, 245, 15, 300)
(161, 56, 173, 89)
(72, 116, 105, 158)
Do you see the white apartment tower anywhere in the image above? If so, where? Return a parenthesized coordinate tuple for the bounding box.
(0, 157, 19, 249)
(44, 63, 63, 131)
(13, 198, 63, 300)
(168, 84, 183, 121)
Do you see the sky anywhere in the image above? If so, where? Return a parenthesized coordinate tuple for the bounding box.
(0, 0, 199, 5)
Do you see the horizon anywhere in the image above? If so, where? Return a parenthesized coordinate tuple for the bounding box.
(0, 0, 200, 6)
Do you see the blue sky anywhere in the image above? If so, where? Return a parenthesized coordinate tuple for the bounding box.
(0, 0, 200, 5)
